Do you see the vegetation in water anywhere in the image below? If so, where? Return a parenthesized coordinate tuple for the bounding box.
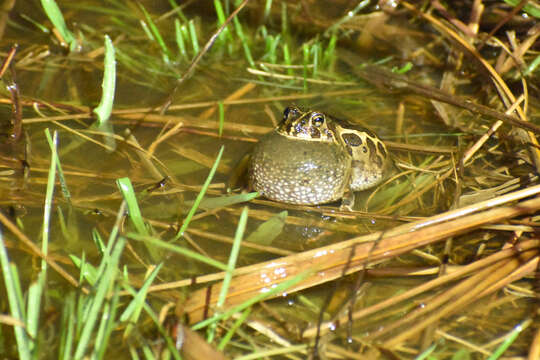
(0, 0, 539, 359)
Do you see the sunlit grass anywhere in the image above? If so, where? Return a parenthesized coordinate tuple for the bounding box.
(1, 0, 538, 359)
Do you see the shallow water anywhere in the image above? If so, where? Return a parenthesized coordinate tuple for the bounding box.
(0, 0, 537, 358)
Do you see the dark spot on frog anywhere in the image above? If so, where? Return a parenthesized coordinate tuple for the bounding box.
(362, 146, 368, 153)
(341, 133, 363, 147)
(366, 137, 376, 157)
(373, 155, 383, 167)
(377, 141, 387, 158)
(366, 138, 382, 167)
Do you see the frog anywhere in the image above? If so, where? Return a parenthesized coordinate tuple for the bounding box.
(247, 105, 389, 208)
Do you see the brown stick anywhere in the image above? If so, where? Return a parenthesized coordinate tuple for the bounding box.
(182, 192, 540, 323)
(0, 211, 81, 289)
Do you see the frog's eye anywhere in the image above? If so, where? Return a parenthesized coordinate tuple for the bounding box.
(283, 107, 291, 121)
(311, 114, 325, 127)
(283, 106, 299, 121)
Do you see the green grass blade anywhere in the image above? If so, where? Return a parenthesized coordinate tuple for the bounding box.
(139, 20, 154, 41)
(93, 35, 116, 126)
(414, 341, 437, 360)
(280, 1, 288, 36)
(208, 206, 248, 341)
(20, 13, 50, 33)
(69, 254, 98, 285)
(42, 129, 57, 267)
(120, 263, 163, 338)
(40, 0, 78, 51)
(128, 233, 227, 271)
(9, 263, 25, 319)
(0, 228, 31, 360)
(214, 0, 233, 45)
(25, 128, 59, 352)
(168, 0, 187, 22)
(93, 289, 120, 360)
(92, 301, 111, 359)
(302, 43, 309, 91)
(45, 126, 71, 202)
(174, 19, 188, 60)
(263, 0, 272, 21)
(139, 4, 172, 63)
(486, 319, 531, 360)
(59, 292, 76, 360)
(116, 177, 149, 236)
(187, 19, 200, 55)
(217, 206, 247, 308)
(26, 281, 43, 353)
(503, 0, 540, 18)
(217, 307, 250, 350)
(192, 269, 313, 330)
(194, 192, 258, 210)
(122, 282, 182, 360)
(142, 345, 157, 360)
(120, 263, 162, 321)
(218, 101, 225, 136)
(323, 32, 337, 69)
(282, 43, 292, 76)
(311, 42, 320, 77)
(73, 237, 125, 360)
(174, 145, 224, 240)
(233, 17, 254, 67)
(524, 53, 540, 76)
(92, 228, 106, 255)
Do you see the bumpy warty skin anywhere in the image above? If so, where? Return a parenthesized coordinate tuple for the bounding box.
(248, 130, 352, 205)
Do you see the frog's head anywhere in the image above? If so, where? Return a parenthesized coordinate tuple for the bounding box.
(276, 106, 334, 142)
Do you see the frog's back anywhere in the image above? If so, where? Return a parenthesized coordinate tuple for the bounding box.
(249, 131, 351, 205)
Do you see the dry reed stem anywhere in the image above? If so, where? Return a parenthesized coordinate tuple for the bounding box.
(380, 249, 538, 347)
(0, 44, 16, 77)
(347, 62, 540, 134)
(461, 94, 524, 165)
(246, 67, 358, 85)
(384, 140, 455, 155)
(49, 122, 174, 180)
(198, 82, 257, 121)
(436, 329, 491, 356)
(170, 145, 232, 174)
(301, 239, 539, 338)
(0, 210, 80, 289)
(400, 1, 540, 172)
(15, 89, 386, 125)
(182, 189, 540, 323)
(147, 120, 184, 157)
(530, 326, 540, 360)
(479, 254, 539, 297)
(378, 168, 452, 215)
